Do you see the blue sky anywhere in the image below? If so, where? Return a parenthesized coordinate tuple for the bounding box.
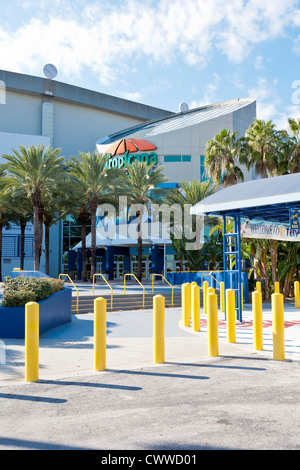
(1, 0, 300, 130)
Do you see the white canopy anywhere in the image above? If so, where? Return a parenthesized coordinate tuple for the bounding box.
(191, 173, 300, 223)
(72, 222, 172, 250)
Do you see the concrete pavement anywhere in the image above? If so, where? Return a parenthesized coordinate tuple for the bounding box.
(0, 281, 300, 385)
(0, 282, 300, 450)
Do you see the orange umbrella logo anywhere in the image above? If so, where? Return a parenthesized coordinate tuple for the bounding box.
(106, 138, 157, 156)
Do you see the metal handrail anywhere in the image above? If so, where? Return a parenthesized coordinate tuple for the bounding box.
(201, 272, 221, 287)
(59, 273, 79, 314)
(168, 270, 224, 273)
(151, 273, 174, 307)
(93, 273, 113, 311)
(124, 273, 145, 309)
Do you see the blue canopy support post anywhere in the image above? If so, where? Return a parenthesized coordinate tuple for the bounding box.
(223, 215, 227, 317)
(234, 215, 242, 323)
(223, 215, 243, 323)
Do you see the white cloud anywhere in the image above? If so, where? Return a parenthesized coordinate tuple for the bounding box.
(190, 73, 222, 108)
(254, 56, 265, 70)
(247, 77, 282, 123)
(216, 0, 299, 62)
(117, 91, 143, 102)
(248, 77, 275, 103)
(0, 0, 299, 87)
(246, 77, 300, 130)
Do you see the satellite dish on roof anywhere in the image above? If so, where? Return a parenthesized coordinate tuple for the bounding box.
(43, 63, 58, 79)
(179, 101, 189, 113)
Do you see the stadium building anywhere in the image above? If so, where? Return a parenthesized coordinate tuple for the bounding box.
(0, 69, 256, 280)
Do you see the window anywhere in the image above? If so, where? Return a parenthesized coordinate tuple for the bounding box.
(2, 235, 34, 258)
(164, 155, 191, 163)
(63, 216, 91, 253)
(200, 155, 206, 181)
(164, 155, 181, 162)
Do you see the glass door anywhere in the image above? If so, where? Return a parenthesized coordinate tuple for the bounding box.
(114, 255, 124, 279)
(131, 255, 151, 279)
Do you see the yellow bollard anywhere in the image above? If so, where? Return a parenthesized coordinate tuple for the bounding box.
(252, 290, 263, 351)
(256, 281, 261, 292)
(207, 287, 215, 313)
(94, 297, 107, 371)
(25, 302, 39, 382)
(220, 281, 225, 313)
(226, 289, 236, 343)
(186, 282, 191, 322)
(203, 280, 209, 314)
(182, 283, 191, 327)
(181, 283, 186, 323)
(275, 282, 280, 294)
(207, 292, 219, 357)
(241, 282, 243, 311)
(272, 293, 285, 361)
(191, 283, 200, 332)
(153, 295, 165, 364)
(294, 281, 300, 308)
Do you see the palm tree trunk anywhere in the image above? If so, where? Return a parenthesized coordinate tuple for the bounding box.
(45, 222, 50, 275)
(269, 239, 278, 288)
(137, 232, 143, 281)
(20, 220, 26, 270)
(80, 210, 88, 282)
(283, 269, 295, 298)
(89, 197, 98, 281)
(33, 201, 40, 271)
(136, 208, 143, 282)
(283, 244, 298, 298)
(38, 203, 44, 265)
(258, 246, 270, 301)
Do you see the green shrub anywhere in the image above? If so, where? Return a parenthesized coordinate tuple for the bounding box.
(2, 276, 65, 307)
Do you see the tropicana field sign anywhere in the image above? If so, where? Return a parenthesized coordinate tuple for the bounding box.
(104, 150, 158, 169)
(104, 137, 158, 169)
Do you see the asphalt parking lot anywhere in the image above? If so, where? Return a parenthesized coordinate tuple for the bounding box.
(0, 296, 299, 451)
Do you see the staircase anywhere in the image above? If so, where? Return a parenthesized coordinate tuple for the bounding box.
(72, 292, 182, 314)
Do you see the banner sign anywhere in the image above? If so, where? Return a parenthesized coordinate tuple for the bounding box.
(289, 209, 300, 230)
(241, 219, 300, 242)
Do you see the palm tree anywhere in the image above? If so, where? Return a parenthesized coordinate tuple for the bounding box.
(240, 119, 279, 178)
(0, 168, 17, 280)
(286, 118, 300, 174)
(68, 151, 120, 280)
(42, 180, 71, 275)
(278, 242, 300, 298)
(205, 129, 244, 187)
(2, 144, 65, 271)
(119, 161, 168, 281)
(167, 179, 222, 270)
(166, 179, 217, 207)
(270, 129, 293, 176)
(64, 186, 90, 282)
(164, 179, 219, 267)
(6, 189, 33, 270)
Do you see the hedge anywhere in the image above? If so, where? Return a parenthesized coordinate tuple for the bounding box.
(2, 276, 65, 307)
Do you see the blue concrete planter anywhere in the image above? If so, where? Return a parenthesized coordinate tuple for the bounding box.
(0, 288, 72, 339)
